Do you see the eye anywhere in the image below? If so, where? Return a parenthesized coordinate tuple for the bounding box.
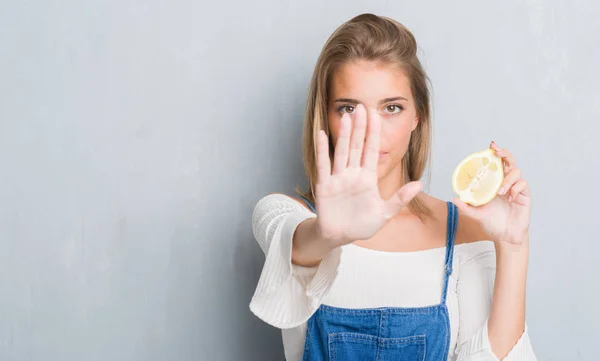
(337, 105, 355, 114)
(384, 104, 403, 114)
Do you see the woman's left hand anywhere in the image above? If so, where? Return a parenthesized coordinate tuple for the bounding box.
(453, 141, 532, 245)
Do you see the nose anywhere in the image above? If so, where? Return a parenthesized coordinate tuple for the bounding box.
(364, 106, 382, 125)
(354, 104, 382, 138)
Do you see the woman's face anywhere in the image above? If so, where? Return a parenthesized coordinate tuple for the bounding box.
(327, 60, 419, 180)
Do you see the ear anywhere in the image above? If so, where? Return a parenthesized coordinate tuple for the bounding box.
(411, 116, 419, 131)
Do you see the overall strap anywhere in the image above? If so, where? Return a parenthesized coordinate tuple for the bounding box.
(298, 195, 317, 214)
(441, 201, 459, 304)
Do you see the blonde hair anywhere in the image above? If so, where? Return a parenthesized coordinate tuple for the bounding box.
(296, 13, 433, 219)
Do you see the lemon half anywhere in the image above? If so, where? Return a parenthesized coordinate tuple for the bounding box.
(452, 148, 504, 206)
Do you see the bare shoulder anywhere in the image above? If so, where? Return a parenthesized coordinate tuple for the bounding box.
(420, 193, 488, 245)
(455, 210, 489, 246)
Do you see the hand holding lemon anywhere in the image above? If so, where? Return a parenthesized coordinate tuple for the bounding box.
(452, 141, 532, 245)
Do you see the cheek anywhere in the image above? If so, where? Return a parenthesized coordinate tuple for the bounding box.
(382, 119, 414, 152)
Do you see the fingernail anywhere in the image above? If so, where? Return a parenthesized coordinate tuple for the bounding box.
(498, 187, 506, 195)
(508, 195, 513, 202)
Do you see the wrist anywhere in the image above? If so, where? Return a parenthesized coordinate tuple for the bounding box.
(494, 235, 530, 260)
(292, 218, 336, 267)
(315, 219, 351, 249)
(494, 231, 529, 246)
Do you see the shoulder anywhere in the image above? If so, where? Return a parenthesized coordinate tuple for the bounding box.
(421, 194, 490, 246)
(455, 213, 490, 246)
(419, 193, 490, 245)
(452, 205, 496, 266)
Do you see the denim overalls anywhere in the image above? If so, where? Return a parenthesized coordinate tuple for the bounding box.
(298, 196, 458, 361)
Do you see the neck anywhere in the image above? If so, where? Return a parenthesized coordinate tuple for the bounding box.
(378, 164, 407, 201)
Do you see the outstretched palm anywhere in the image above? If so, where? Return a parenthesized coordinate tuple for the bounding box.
(314, 105, 421, 246)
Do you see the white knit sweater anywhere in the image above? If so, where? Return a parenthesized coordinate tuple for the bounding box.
(249, 194, 537, 361)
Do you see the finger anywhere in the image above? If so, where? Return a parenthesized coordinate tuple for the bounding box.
(383, 181, 422, 219)
(452, 198, 481, 220)
(498, 168, 522, 196)
(316, 130, 331, 184)
(362, 111, 381, 172)
(347, 104, 367, 168)
(332, 114, 351, 174)
(491, 141, 516, 172)
(508, 179, 530, 202)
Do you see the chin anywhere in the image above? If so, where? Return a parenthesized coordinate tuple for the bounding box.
(376, 164, 392, 179)
(377, 160, 403, 178)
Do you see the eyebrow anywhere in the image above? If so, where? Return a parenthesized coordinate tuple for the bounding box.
(333, 97, 408, 104)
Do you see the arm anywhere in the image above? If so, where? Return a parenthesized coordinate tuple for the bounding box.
(488, 241, 529, 358)
(453, 141, 535, 360)
(249, 194, 342, 329)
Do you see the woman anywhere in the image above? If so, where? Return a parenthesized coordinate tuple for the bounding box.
(250, 13, 536, 361)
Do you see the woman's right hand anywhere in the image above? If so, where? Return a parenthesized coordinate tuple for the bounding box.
(315, 104, 422, 248)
